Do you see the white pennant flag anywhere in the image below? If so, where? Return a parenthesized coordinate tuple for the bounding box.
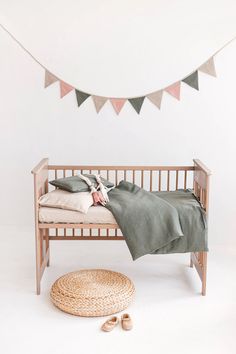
(199, 57, 216, 77)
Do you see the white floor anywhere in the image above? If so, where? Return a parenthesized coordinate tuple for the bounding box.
(0, 226, 235, 354)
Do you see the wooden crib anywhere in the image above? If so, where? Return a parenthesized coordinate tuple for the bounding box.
(32, 159, 211, 295)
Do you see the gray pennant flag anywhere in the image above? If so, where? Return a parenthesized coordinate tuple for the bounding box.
(75, 90, 90, 107)
(182, 71, 199, 90)
(128, 97, 145, 114)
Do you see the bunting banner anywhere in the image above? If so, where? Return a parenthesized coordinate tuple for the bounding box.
(1, 22, 234, 116)
(44, 56, 216, 114)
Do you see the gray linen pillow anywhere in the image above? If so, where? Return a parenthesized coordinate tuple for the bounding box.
(49, 174, 114, 193)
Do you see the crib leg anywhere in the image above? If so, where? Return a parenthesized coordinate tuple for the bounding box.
(35, 228, 42, 295)
(35, 228, 50, 294)
(201, 252, 207, 296)
(190, 251, 207, 296)
(36, 275, 41, 295)
(45, 229, 50, 267)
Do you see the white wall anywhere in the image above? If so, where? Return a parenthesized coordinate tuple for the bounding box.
(0, 0, 236, 244)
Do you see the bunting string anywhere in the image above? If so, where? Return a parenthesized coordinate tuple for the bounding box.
(0, 22, 236, 115)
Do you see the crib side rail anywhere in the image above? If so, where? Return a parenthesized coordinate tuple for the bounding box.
(48, 164, 194, 193)
(193, 159, 211, 215)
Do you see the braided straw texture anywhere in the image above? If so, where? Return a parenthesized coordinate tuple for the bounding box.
(50, 269, 135, 317)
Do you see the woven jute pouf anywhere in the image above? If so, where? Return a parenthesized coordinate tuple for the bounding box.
(50, 269, 135, 317)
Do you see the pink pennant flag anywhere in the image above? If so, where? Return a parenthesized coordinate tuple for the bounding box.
(165, 82, 181, 100)
(45, 70, 58, 88)
(199, 57, 216, 77)
(110, 98, 126, 115)
(92, 96, 108, 113)
(60, 81, 74, 98)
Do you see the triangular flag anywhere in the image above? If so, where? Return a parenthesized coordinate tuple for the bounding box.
(128, 97, 145, 114)
(45, 70, 58, 88)
(182, 71, 199, 90)
(60, 81, 74, 98)
(165, 82, 181, 100)
(147, 91, 163, 109)
(92, 96, 108, 113)
(199, 57, 216, 77)
(110, 98, 126, 115)
(75, 90, 90, 107)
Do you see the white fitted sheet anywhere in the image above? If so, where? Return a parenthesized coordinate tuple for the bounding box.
(39, 205, 116, 224)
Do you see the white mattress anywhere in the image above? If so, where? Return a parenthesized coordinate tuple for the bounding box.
(39, 205, 117, 224)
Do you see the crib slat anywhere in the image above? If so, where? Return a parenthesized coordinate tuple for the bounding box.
(184, 171, 187, 190)
(141, 170, 144, 188)
(202, 190, 205, 207)
(200, 187, 203, 205)
(150, 171, 153, 191)
(133, 171, 135, 184)
(107, 229, 109, 237)
(98, 228, 101, 237)
(63, 170, 66, 178)
(115, 170, 118, 185)
(159, 171, 162, 191)
(124, 170, 127, 181)
(176, 170, 179, 190)
(55, 170, 58, 179)
(167, 171, 170, 191)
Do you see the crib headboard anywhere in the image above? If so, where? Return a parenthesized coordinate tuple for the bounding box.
(31, 158, 49, 199)
(193, 159, 211, 215)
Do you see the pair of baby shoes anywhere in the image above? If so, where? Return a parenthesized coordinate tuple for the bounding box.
(101, 314, 133, 332)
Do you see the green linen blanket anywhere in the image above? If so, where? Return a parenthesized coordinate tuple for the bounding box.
(105, 181, 208, 260)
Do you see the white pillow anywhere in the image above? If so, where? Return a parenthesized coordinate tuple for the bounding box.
(38, 190, 93, 214)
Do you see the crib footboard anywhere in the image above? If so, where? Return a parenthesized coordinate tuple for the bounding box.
(31, 158, 50, 295)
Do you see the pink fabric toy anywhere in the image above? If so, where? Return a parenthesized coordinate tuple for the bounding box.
(78, 174, 109, 206)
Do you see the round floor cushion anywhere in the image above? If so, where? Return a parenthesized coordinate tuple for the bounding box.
(50, 269, 135, 317)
